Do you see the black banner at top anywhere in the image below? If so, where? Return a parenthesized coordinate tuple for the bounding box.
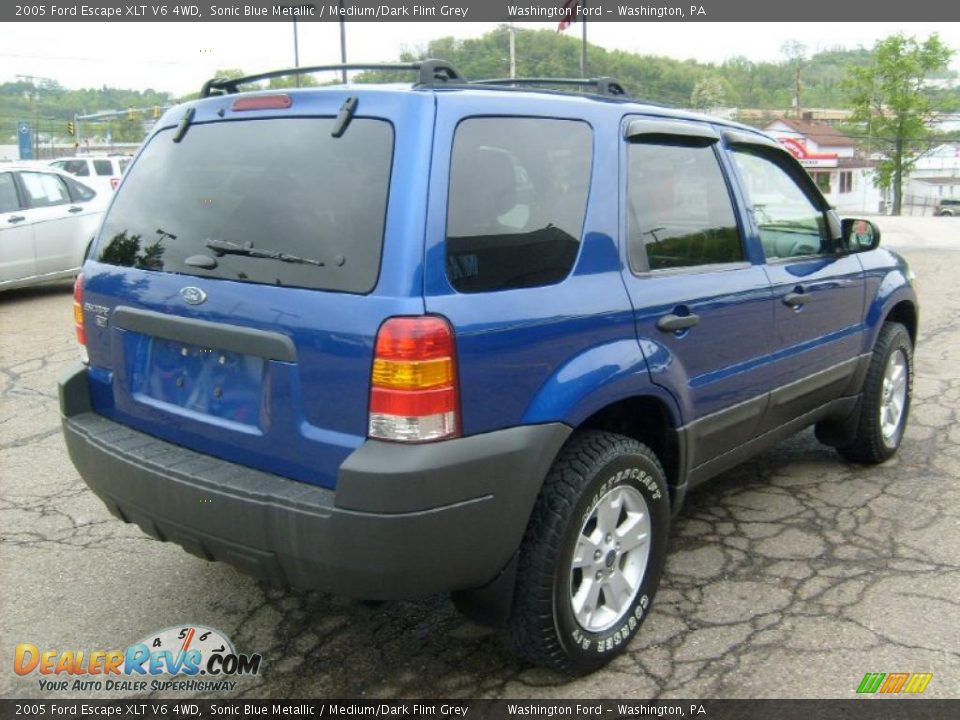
(5, 0, 960, 23)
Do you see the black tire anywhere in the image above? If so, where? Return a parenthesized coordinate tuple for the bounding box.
(838, 322, 913, 464)
(505, 430, 670, 674)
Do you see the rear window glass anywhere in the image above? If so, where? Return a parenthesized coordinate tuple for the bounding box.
(56, 160, 89, 176)
(446, 117, 592, 293)
(627, 143, 743, 271)
(97, 117, 394, 293)
(93, 160, 113, 176)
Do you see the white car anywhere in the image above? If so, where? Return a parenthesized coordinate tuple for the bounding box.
(0, 164, 106, 291)
(50, 155, 131, 194)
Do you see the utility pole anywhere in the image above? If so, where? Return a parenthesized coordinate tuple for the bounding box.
(781, 41, 805, 120)
(509, 23, 516, 78)
(293, 21, 300, 87)
(339, 0, 347, 83)
(580, 1, 587, 77)
(795, 64, 802, 119)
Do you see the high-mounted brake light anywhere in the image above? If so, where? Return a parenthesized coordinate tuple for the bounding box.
(369, 316, 460, 443)
(231, 94, 293, 112)
(73, 274, 88, 364)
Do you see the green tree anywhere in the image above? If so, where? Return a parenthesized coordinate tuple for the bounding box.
(846, 34, 954, 215)
(690, 77, 726, 110)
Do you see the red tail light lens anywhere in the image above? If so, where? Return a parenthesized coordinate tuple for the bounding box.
(73, 274, 88, 364)
(369, 316, 460, 442)
(110, 177, 119, 190)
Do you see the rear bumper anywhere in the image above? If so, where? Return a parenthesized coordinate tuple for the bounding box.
(59, 364, 570, 599)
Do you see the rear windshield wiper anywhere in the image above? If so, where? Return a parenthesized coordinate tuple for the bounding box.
(204, 239, 326, 267)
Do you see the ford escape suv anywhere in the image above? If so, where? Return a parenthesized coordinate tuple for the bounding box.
(59, 61, 918, 674)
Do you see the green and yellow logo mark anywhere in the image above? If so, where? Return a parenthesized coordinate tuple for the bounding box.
(856, 672, 933, 694)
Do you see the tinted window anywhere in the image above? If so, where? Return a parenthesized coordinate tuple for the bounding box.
(732, 150, 827, 259)
(55, 160, 89, 176)
(627, 143, 742, 271)
(93, 160, 113, 176)
(64, 176, 96, 203)
(97, 118, 394, 293)
(0, 173, 19, 213)
(446, 118, 591, 293)
(20, 172, 71, 208)
(118, 159, 131, 173)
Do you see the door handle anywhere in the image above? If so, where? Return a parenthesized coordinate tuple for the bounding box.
(7, 215, 25, 224)
(783, 291, 810, 308)
(67, 206, 83, 214)
(657, 312, 701, 332)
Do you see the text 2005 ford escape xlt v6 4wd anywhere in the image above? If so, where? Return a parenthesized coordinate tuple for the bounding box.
(59, 61, 918, 674)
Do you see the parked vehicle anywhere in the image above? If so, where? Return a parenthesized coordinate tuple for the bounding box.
(59, 62, 918, 674)
(1, 164, 104, 291)
(935, 198, 959, 216)
(50, 155, 131, 194)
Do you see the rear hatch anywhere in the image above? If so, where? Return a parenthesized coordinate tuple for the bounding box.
(80, 90, 431, 489)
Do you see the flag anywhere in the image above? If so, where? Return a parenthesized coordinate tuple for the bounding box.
(557, 0, 580, 32)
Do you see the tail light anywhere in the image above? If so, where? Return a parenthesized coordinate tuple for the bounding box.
(368, 316, 460, 442)
(110, 177, 120, 190)
(73, 274, 88, 364)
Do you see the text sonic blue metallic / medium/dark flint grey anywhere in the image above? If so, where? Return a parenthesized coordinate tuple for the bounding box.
(59, 60, 918, 675)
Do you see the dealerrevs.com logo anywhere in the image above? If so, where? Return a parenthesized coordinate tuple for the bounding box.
(13, 625, 262, 693)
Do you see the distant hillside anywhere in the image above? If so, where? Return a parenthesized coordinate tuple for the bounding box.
(2, 26, 955, 147)
(0, 80, 172, 145)
(356, 26, 957, 112)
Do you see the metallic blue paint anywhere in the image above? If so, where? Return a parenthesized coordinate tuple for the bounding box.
(78, 84, 918, 492)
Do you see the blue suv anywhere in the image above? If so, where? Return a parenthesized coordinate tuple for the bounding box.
(59, 61, 918, 674)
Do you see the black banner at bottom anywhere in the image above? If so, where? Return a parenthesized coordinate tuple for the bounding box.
(0, 699, 957, 720)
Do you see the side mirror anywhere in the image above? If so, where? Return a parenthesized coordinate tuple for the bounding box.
(841, 218, 881, 253)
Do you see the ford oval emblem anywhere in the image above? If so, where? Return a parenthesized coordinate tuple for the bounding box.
(180, 286, 207, 305)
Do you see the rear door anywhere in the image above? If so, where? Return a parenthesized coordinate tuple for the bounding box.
(726, 139, 865, 429)
(92, 158, 121, 190)
(18, 170, 87, 275)
(620, 119, 775, 470)
(0, 171, 36, 284)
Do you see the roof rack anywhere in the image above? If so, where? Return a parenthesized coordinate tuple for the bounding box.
(469, 77, 628, 97)
(199, 59, 463, 97)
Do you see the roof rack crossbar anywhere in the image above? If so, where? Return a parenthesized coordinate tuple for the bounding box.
(200, 59, 463, 97)
(470, 77, 628, 97)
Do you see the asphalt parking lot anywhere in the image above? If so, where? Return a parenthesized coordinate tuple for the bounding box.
(1, 217, 958, 700)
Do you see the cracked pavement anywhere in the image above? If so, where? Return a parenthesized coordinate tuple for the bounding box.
(1, 217, 957, 699)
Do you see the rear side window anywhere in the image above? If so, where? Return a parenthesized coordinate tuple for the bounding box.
(0, 173, 19, 213)
(97, 117, 394, 293)
(627, 143, 743, 272)
(118, 159, 131, 173)
(64, 176, 96, 202)
(93, 160, 113, 176)
(446, 117, 592, 293)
